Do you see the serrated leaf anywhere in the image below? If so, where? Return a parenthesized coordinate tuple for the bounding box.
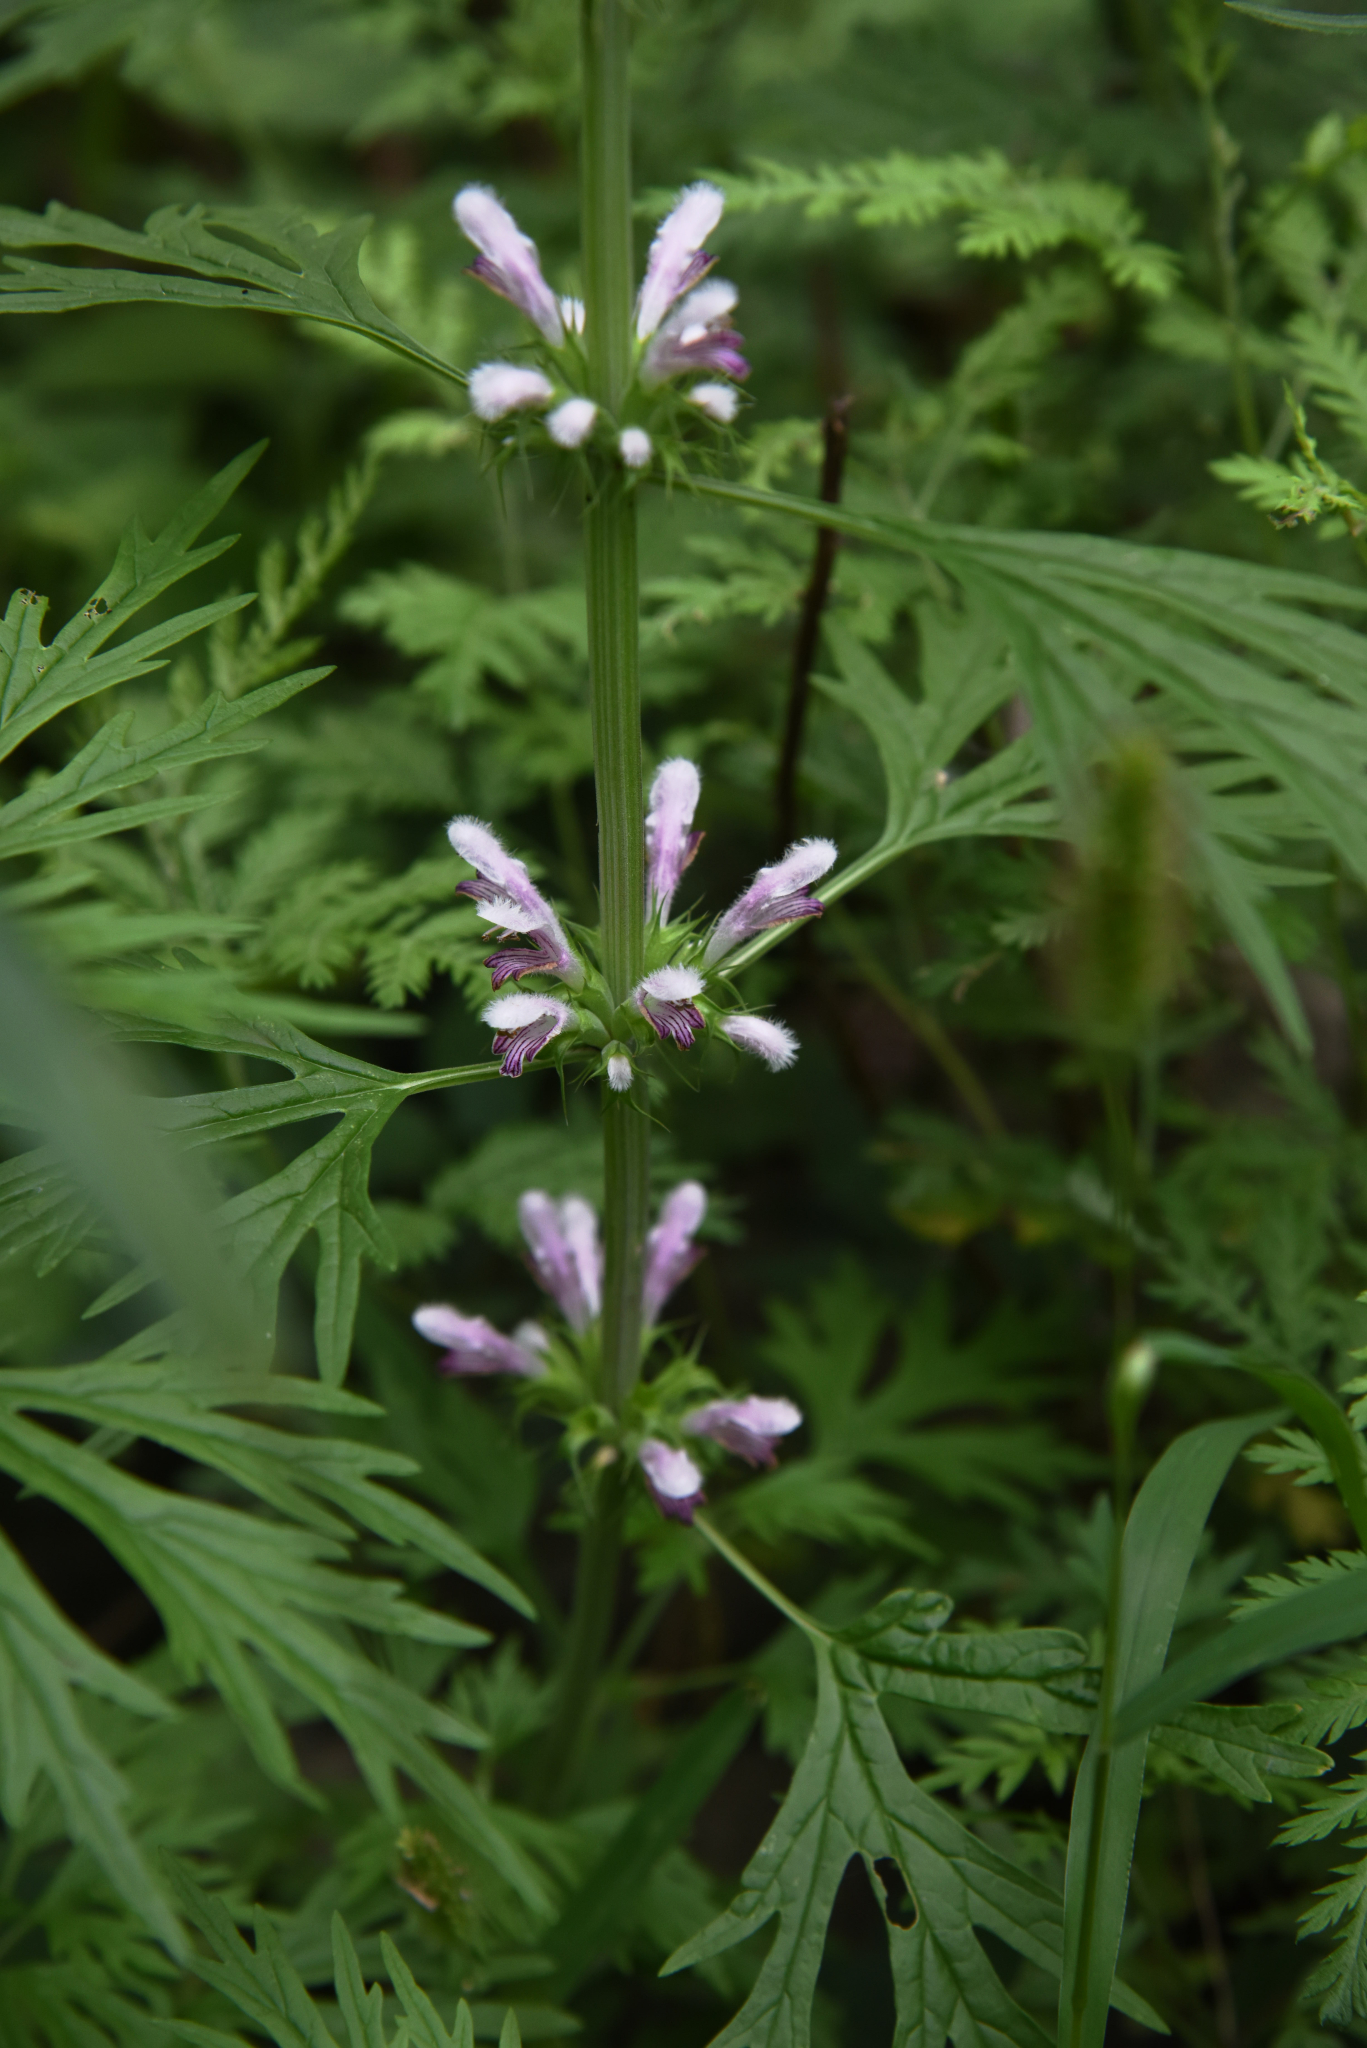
(0, 442, 266, 764)
(813, 619, 1054, 904)
(663, 1641, 1119, 2048)
(0, 1404, 547, 1911)
(0, 1525, 179, 1953)
(0, 663, 328, 862)
(0, 201, 460, 384)
(1148, 1701, 1329, 1801)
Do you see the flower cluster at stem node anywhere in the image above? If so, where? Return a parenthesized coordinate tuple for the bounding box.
(454, 180, 748, 470)
(413, 1179, 803, 1524)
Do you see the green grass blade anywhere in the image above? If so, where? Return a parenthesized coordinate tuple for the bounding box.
(1060, 1413, 1275, 2046)
(547, 1687, 759, 1993)
(1115, 1570, 1367, 1742)
(1226, 4, 1367, 26)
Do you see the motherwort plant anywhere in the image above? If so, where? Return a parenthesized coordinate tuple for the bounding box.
(12, 2, 1367, 2044)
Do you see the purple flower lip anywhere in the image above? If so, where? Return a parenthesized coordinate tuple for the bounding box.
(634, 964, 706, 1049)
(482, 992, 574, 1078)
(646, 757, 703, 922)
(703, 838, 837, 966)
(518, 1190, 602, 1331)
(412, 1304, 548, 1377)
(454, 185, 565, 347)
(684, 1395, 802, 1468)
(641, 281, 749, 389)
(638, 1438, 706, 1523)
(484, 928, 577, 990)
(642, 1180, 708, 1326)
(449, 816, 583, 989)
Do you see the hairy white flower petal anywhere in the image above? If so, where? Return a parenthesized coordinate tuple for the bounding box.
(468, 363, 555, 421)
(688, 381, 739, 423)
(547, 396, 598, 448)
(619, 427, 653, 469)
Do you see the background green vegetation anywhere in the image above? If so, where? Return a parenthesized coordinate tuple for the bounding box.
(14, 1, 1367, 2043)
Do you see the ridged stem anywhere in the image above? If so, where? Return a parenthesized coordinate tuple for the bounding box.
(581, 0, 647, 1410)
(535, 0, 645, 1810)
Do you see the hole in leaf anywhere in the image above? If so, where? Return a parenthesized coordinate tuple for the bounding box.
(873, 1857, 917, 1930)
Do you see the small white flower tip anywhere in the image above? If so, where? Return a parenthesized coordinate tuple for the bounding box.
(546, 396, 598, 448)
(720, 1014, 799, 1071)
(560, 294, 586, 334)
(447, 814, 504, 866)
(412, 1304, 465, 1347)
(619, 427, 653, 470)
(649, 755, 702, 811)
(468, 363, 555, 422)
(607, 1052, 633, 1093)
(638, 964, 705, 1003)
(638, 1437, 705, 1519)
(482, 990, 572, 1030)
(688, 381, 739, 424)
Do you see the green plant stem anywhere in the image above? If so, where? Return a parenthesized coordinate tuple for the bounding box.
(1066, 1359, 1143, 2047)
(534, 1481, 623, 1810)
(695, 1514, 828, 1639)
(581, 0, 648, 1415)
(532, 0, 644, 1815)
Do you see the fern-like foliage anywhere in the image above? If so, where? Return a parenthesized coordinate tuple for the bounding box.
(677, 152, 1177, 295)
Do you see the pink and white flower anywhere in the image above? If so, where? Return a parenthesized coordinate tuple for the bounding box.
(703, 838, 837, 966)
(719, 1015, 799, 1072)
(638, 1438, 705, 1523)
(646, 758, 703, 921)
(635, 181, 725, 342)
(688, 382, 739, 424)
(547, 397, 598, 448)
(684, 1395, 802, 1468)
(449, 816, 583, 990)
(482, 992, 574, 1078)
(412, 1304, 548, 1377)
(642, 281, 749, 389)
(468, 364, 556, 422)
(518, 1191, 602, 1331)
(642, 1180, 707, 1325)
(454, 185, 565, 347)
(619, 427, 653, 469)
(634, 965, 706, 1049)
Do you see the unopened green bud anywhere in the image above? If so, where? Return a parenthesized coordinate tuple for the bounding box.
(1110, 1339, 1158, 1441)
(1058, 731, 1189, 1049)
